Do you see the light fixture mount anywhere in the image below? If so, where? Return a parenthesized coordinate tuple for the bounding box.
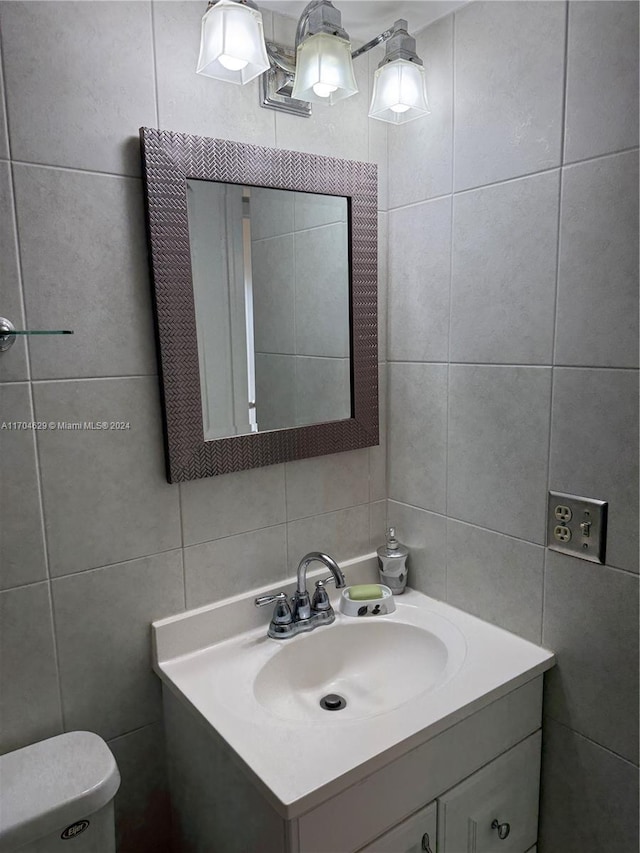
(376, 20, 423, 68)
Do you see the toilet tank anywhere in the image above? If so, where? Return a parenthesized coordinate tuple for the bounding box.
(0, 731, 120, 853)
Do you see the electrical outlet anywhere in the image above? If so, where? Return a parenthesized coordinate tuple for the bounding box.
(554, 505, 572, 522)
(547, 492, 607, 564)
(553, 525, 571, 542)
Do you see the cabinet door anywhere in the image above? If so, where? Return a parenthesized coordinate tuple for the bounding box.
(358, 801, 437, 853)
(438, 731, 541, 853)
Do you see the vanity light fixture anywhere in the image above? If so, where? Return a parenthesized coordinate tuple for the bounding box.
(368, 20, 430, 124)
(290, 0, 357, 105)
(196, 0, 270, 84)
(196, 0, 430, 125)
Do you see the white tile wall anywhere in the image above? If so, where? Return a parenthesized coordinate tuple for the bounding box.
(2, 2, 637, 850)
(563, 0, 639, 164)
(0, 3, 387, 850)
(386, 2, 638, 848)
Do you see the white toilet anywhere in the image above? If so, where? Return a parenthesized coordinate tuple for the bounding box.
(0, 731, 120, 853)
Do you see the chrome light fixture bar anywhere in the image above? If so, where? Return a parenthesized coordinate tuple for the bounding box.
(196, 0, 430, 125)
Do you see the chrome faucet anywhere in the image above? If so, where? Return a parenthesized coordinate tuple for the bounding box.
(255, 552, 346, 639)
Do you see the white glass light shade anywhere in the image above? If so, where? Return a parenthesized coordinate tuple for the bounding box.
(369, 59, 430, 124)
(196, 0, 270, 84)
(291, 32, 358, 105)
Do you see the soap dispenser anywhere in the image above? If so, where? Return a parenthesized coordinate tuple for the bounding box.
(377, 527, 408, 594)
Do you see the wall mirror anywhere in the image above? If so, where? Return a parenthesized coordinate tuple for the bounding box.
(140, 127, 377, 482)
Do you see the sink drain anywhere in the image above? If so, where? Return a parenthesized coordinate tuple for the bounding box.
(320, 693, 347, 711)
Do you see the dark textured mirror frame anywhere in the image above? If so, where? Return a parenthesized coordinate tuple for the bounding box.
(140, 127, 378, 483)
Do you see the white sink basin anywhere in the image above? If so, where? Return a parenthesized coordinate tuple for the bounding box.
(152, 554, 554, 817)
(254, 618, 466, 721)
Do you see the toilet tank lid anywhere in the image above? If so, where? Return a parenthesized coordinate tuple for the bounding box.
(0, 731, 120, 852)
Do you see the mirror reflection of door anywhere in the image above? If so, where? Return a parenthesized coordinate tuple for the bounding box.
(187, 180, 351, 441)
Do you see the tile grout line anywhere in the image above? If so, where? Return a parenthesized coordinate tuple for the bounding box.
(443, 8, 457, 601)
(0, 16, 11, 161)
(384, 361, 639, 371)
(177, 483, 187, 610)
(5, 115, 68, 729)
(149, 0, 160, 129)
(543, 0, 572, 638)
(106, 719, 161, 746)
(4, 147, 636, 203)
(388, 496, 640, 579)
(543, 714, 640, 769)
(387, 146, 639, 216)
(9, 159, 141, 181)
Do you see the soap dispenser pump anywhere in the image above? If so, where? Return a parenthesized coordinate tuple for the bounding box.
(377, 527, 408, 594)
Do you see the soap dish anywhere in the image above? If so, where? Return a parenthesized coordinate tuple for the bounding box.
(339, 585, 396, 618)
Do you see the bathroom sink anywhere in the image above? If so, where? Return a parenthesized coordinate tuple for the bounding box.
(253, 619, 465, 721)
(152, 554, 554, 817)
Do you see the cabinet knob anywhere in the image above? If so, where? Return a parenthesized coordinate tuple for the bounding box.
(421, 832, 433, 852)
(491, 819, 511, 840)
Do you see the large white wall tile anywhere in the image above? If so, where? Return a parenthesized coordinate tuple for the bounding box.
(450, 171, 560, 364)
(453, 1, 565, 191)
(388, 196, 451, 362)
(109, 723, 171, 853)
(0, 162, 28, 381)
(564, 1, 639, 164)
(180, 464, 285, 547)
(294, 356, 350, 426)
(287, 504, 370, 572)
(543, 551, 639, 763)
(1, 1, 156, 175)
(14, 165, 156, 379)
(0, 583, 62, 753)
(448, 365, 552, 543)
(252, 234, 295, 355)
(294, 224, 349, 358)
(250, 188, 294, 240)
(0, 383, 47, 590)
(285, 449, 369, 521)
(446, 520, 544, 642)
(153, 1, 275, 146)
(184, 524, 287, 607)
(52, 551, 184, 740)
(33, 378, 182, 575)
(549, 368, 639, 573)
(540, 720, 639, 853)
(388, 363, 447, 512)
(255, 354, 297, 430)
(555, 151, 639, 368)
(388, 14, 453, 207)
(387, 500, 446, 600)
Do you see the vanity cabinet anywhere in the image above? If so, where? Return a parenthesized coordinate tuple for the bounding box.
(162, 676, 545, 853)
(358, 733, 541, 853)
(359, 801, 437, 853)
(437, 732, 541, 853)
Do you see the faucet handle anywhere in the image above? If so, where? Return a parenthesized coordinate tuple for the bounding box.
(315, 572, 346, 588)
(255, 591, 287, 607)
(311, 574, 347, 612)
(255, 592, 293, 627)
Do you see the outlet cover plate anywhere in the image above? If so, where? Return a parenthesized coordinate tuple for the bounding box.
(547, 491, 608, 564)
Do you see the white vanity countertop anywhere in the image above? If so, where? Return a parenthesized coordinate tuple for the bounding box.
(152, 554, 555, 819)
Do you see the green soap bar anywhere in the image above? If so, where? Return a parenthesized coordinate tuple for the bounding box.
(348, 584, 383, 601)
